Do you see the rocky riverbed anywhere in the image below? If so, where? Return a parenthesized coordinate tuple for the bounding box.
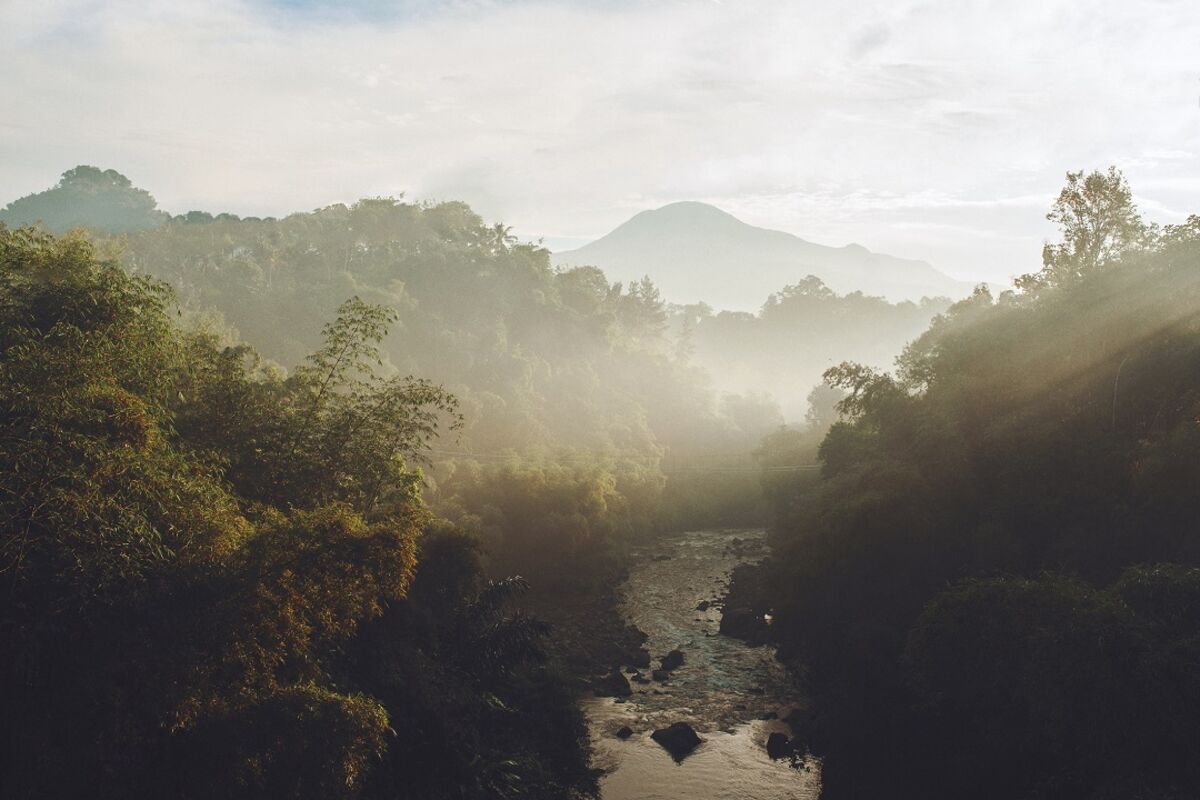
(582, 529, 821, 799)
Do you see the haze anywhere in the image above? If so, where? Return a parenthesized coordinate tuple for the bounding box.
(3, 0, 1199, 288)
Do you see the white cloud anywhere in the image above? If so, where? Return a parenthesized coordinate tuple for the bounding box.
(1, 0, 1199, 286)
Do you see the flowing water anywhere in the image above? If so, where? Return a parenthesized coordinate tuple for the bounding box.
(583, 529, 822, 799)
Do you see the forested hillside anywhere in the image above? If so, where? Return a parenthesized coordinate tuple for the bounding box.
(676, 278, 949, 419)
(758, 168, 1200, 799)
(92, 193, 779, 589)
(0, 228, 592, 799)
(1, 166, 169, 233)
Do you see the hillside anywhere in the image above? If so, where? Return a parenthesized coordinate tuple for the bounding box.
(553, 201, 973, 309)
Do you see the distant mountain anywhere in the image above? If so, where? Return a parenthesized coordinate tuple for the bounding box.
(552, 201, 974, 309)
(0, 166, 168, 234)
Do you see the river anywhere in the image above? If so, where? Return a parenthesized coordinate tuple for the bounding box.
(582, 528, 822, 799)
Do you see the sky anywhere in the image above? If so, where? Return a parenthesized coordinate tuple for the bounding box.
(1, 0, 1199, 286)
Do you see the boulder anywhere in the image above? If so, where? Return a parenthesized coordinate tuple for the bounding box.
(695, 600, 710, 611)
(660, 649, 685, 671)
(592, 668, 632, 698)
(766, 732, 792, 760)
(615, 726, 634, 739)
(651, 722, 703, 761)
(719, 607, 765, 641)
(651, 669, 670, 682)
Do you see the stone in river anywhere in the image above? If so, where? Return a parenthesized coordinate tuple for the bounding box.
(660, 649, 685, 671)
(651, 722, 703, 761)
(766, 732, 793, 760)
(719, 607, 766, 641)
(695, 600, 710, 611)
(592, 668, 632, 697)
(615, 725, 634, 739)
(651, 669, 670, 682)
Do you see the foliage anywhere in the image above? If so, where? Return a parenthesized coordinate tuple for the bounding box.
(761, 168, 1200, 798)
(0, 166, 168, 233)
(676, 275, 948, 420)
(0, 227, 590, 799)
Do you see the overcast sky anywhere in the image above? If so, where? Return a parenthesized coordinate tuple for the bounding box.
(2, 0, 1198, 285)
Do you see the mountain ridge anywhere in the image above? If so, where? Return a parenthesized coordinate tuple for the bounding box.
(552, 201, 974, 309)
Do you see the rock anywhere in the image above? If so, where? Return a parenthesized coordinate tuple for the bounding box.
(660, 649, 685, 671)
(651, 669, 670, 682)
(651, 722, 703, 761)
(719, 607, 765, 641)
(631, 672, 651, 684)
(592, 668, 632, 697)
(758, 711, 778, 721)
(630, 648, 652, 668)
(616, 726, 634, 739)
(695, 600, 710, 611)
(766, 732, 792, 760)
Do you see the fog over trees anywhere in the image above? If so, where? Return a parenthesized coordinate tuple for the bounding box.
(4, 160, 1200, 800)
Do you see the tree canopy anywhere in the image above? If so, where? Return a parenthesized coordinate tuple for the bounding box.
(759, 168, 1200, 799)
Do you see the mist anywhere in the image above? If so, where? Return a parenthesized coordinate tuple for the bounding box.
(4, 3, 1200, 800)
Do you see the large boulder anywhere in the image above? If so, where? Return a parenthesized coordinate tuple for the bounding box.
(766, 732, 793, 760)
(719, 607, 766, 641)
(631, 648, 652, 668)
(592, 668, 632, 697)
(660, 649, 685, 671)
(651, 722, 703, 761)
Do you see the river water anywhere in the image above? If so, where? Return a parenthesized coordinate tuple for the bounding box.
(582, 529, 822, 799)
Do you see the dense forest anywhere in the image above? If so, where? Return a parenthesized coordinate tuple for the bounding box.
(0, 227, 594, 798)
(755, 168, 1200, 799)
(3, 168, 940, 596)
(8, 163, 1198, 799)
(0, 168, 927, 798)
(676, 282, 948, 419)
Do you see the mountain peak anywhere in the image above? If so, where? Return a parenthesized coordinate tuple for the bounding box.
(614, 201, 751, 238)
(553, 202, 972, 310)
(640, 201, 741, 220)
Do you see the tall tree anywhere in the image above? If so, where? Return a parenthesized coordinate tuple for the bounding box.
(1023, 166, 1146, 289)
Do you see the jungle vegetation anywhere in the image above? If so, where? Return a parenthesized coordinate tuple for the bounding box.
(761, 168, 1200, 799)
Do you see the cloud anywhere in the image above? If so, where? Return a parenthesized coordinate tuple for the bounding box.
(1, 0, 1198, 286)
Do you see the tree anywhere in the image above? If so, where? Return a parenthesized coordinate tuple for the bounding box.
(0, 166, 168, 233)
(1022, 166, 1146, 289)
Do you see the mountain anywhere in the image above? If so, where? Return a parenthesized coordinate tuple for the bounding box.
(552, 201, 974, 309)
